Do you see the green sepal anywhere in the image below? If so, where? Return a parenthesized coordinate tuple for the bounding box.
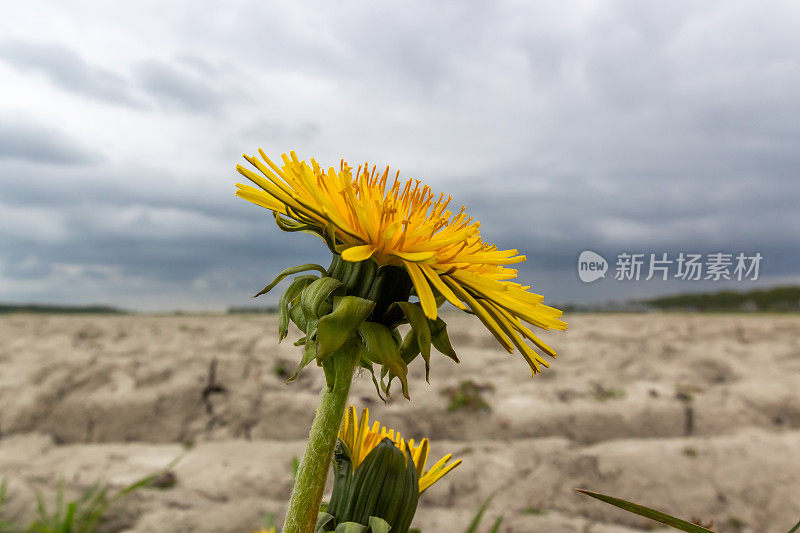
(288, 324, 318, 382)
(398, 330, 420, 365)
(320, 338, 363, 391)
(368, 266, 414, 327)
(275, 211, 315, 232)
(328, 253, 347, 280)
(279, 275, 318, 341)
(335, 439, 417, 532)
(340, 259, 378, 297)
(362, 361, 387, 402)
(341, 260, 363, 293)
(429, 317, 459, 363)
(340, 439, 395, 523)
(322, 222, 341, 255)
(316, 296, 376, 364)
(380, 329, 423, 398)
(354, 260, 378, 298)
(357, 322, 410, 400)
(315, 512, 336, 533)
(373, 445, 419, 532)
(391, 302, 432, 382)
(253, 263, 328, 297)
(301, 277, 344, 319)
(322, 354, 336, 391)
(359, 341, 388, 401)
(328, 439, 354, 518)
(380, 366, 392, 397)
(289, 299, 311, 333)
(395, 446, 420, 533)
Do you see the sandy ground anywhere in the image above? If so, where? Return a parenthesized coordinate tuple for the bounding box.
(0, 313, 799, 532)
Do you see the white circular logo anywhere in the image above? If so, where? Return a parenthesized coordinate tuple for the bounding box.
(578, 251, 608, 283)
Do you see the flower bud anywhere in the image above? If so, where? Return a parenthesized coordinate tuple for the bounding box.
(325, 438, 419, 533)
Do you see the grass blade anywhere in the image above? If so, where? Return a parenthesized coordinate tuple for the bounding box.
(464, 494, 494, 533)
(576, 489, 715, 533)
(787, 518, 800, 533)
(60, 502, 76, 533)
(488, 515, 503, 533)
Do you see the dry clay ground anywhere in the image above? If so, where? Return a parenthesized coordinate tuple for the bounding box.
(0, 313, 799, 532)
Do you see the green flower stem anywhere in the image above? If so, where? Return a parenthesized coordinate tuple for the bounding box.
(283, 348, 359, 533)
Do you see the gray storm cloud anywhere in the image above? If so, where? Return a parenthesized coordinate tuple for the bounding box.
(0, 118, 101, 164)
(0, 40, 138, 106)
(0, 0, 798, 310)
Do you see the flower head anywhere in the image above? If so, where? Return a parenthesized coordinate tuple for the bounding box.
(338, 405, 460, 493)
(236, 150, 566, 376)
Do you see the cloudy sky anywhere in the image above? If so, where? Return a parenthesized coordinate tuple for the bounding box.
(1, 1, 799, 311)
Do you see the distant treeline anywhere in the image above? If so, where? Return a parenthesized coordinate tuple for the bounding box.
(0, 303, 126, 314)
(643, 285, 800, 312)
(227, 305, 278, 314)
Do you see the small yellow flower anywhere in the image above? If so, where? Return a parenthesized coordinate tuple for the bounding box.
(235, 150, 566, 376)
(339, 406, 460, 493)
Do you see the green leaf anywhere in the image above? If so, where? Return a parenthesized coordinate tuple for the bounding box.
(368, 516, 392, 533)
(301, 277, 345, 319)
(488, 515, 503, 533)
(391, 302, 432, 382)
(279, 275, 319, 341)
(254, 263, 328, 297)
(335, 523, 367, 533)
(357, 322, 410, 400)
(428, 318, 459, 363)
(575, 489, 715, 533)
(787, 518, 800, 533)
(316, 296, 376, 363)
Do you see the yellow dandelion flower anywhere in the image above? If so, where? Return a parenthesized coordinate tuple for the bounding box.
(338, 405, 460, 493)
(235, 150, 566, 376)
